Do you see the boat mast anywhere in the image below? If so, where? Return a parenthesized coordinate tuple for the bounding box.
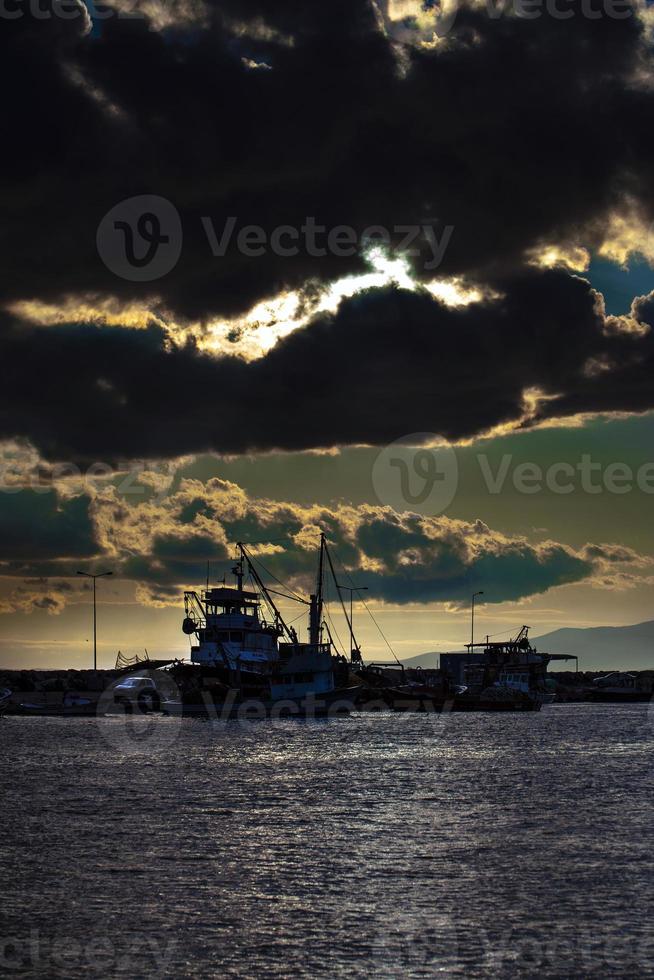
(322, 535, 361, 661)
(309, 532, 325, 646)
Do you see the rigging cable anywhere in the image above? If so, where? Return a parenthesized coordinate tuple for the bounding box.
(286, 608, 308, 628)
(324, 603, 346, 657)
(332, 544, 403, 666)
(359, 593, 403, 666)
(245, 564, 284, 633)
(245, 550, 306, 604)
(322, 571, 347, 656)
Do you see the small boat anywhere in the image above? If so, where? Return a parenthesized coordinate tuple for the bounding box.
(11, 692, 99, 717)
(0, 688, 12, 715)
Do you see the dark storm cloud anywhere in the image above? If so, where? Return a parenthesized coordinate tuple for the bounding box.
(357, 542, 592, 605)
(2, 270, 654, 458)
(1, 0, 396, 318)
(4, 0, 654, 457)
(1, 0, 653, 320)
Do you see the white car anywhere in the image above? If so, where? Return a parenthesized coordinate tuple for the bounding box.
(113, 675, 163, 712)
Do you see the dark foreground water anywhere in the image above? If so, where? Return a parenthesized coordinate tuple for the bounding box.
(1, 704, 653, 978)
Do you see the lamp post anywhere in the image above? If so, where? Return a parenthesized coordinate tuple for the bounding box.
(471, 590, 484, 649)
(338, 584, 369, 658)
(77, 570, 113, 670)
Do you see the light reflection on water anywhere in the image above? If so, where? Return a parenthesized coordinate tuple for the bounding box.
(1, 704, 653, 977)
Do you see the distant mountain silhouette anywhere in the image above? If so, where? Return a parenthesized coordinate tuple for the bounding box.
(398, 651, 442, 669)
(532, 621, 654, 670)
(393, 621, 654, 671)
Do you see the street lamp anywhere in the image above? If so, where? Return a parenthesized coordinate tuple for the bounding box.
(77, 570, 113, 670)
(337, 584, 369, 659)
(471, 590, 484, 649)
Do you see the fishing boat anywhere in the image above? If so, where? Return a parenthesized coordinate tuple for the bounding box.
(450, 627, 556, 711)
(371, 628, 561, 712)
(161, 534, 362, 717)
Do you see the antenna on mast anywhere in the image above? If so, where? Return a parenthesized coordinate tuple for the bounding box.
(232, 546, 244, 591)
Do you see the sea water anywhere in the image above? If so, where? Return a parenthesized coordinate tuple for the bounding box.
(1, 703, 653, 977)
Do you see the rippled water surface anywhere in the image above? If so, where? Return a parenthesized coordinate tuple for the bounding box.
(2, 704, 654, 977)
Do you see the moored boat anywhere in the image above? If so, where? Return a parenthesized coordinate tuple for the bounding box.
(370, 628, 559, 712)
(9, 692, 99, 717)
(446, 627, 556, 711)
(161, 535, 363, 718)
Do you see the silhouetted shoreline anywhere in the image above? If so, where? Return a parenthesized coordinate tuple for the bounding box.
(2, 666, 652, 707)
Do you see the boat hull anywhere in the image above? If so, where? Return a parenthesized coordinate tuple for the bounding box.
(161, 685, 362, 718)
(7, 703, 100, 717)
(379, 689, 542, 712)
(587, 690, 652, 703)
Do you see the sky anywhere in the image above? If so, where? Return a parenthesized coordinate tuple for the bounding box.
(2, 0, 654, 669)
